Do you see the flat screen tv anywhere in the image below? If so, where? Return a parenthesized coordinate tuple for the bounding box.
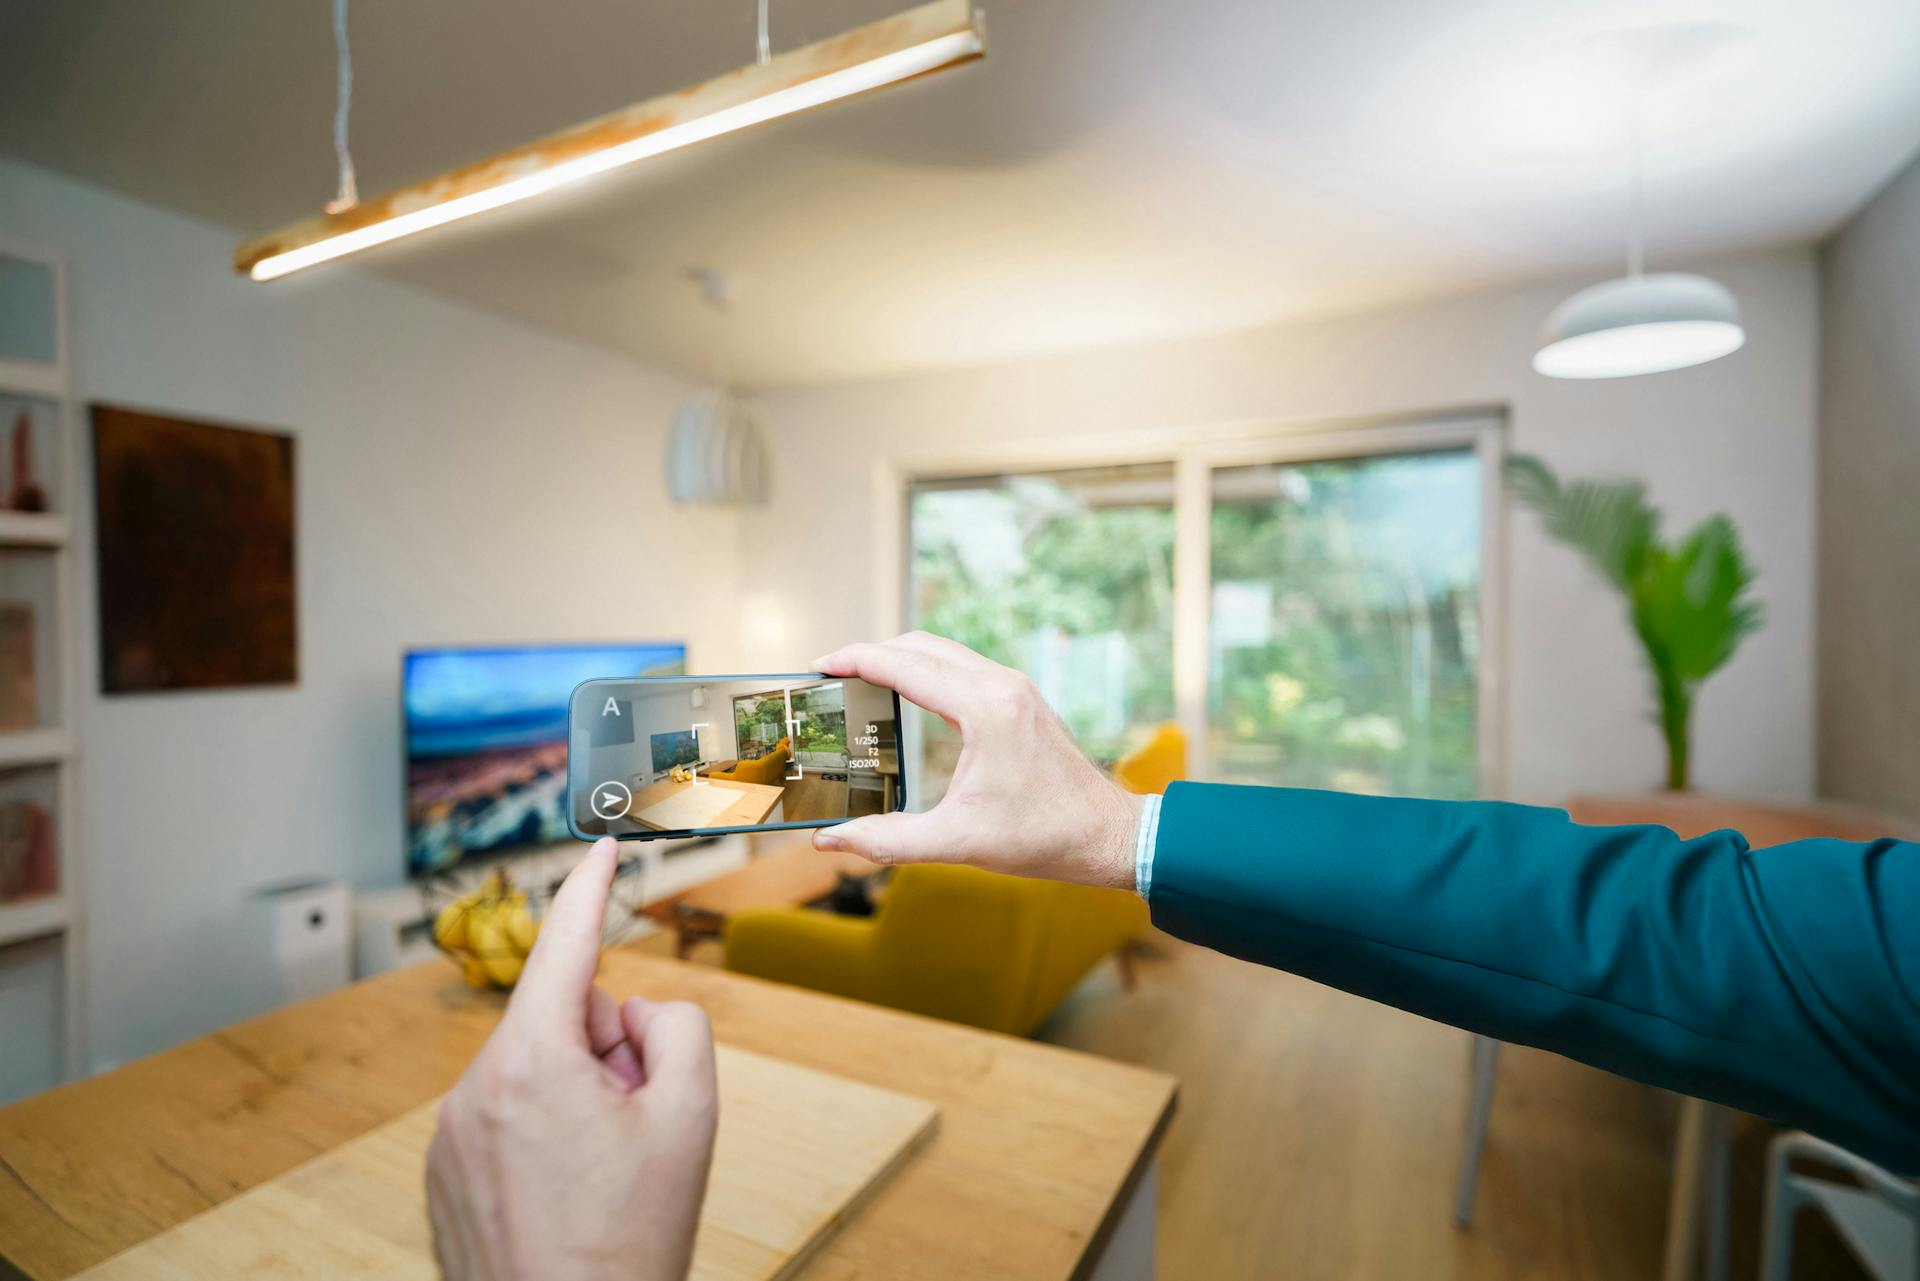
(405, 642, 685, 876)
(649, 729, 701, 775)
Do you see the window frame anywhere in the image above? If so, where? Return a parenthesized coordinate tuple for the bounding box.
(881, 408, 1509, 799)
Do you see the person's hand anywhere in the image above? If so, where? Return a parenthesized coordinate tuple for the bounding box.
(425, 837, 718, 1281)
(811, 632, 1143, 889)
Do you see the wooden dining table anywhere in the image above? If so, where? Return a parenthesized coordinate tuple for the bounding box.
(0, 949, 1176, 1281)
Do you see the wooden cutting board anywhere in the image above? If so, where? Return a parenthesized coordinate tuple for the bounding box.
(73, 1044, 939, 1281)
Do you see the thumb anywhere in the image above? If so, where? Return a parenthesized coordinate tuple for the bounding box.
(622, 998, 716, 1116)
(812, 811, 941, 865)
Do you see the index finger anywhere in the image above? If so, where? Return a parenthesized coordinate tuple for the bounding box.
(886, 630, 1000, 672)
(813, 641, 968, 725)
(505, 836, 617, 1038)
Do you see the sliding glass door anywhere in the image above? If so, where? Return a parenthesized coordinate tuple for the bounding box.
(1207, 450, 1481, 797)
(904, 420, 1498, 802)
(907, 463, 1175, 806)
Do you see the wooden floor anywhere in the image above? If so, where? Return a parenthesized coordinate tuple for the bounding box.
(1032, 933, 1866, 1281)
(661, 922, 1865, 1280)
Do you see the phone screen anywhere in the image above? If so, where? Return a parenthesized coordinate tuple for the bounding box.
(567, 674, 905, 840)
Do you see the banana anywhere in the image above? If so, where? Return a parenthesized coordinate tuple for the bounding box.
(479, 949, 525, 989)
(467, 899, 523, 989)
(439, 870, 542, 990)
(434, 894, 473, 951)
(501, 891, 538, 956)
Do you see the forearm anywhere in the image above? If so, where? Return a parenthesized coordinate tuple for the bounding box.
(1146, 782, 1920, 1172)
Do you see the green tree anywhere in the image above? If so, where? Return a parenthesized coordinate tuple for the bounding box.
(912, 484, 1174, 761)
(1208, 453, 1480, 797)
(911, 452, 1483, 799)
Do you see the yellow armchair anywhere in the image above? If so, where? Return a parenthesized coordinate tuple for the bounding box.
(706, 737, 790, 787)
(1113, 723, 1186, 795)
(722, 725, 1185, 1036)
(725, 864, 1146, 1036)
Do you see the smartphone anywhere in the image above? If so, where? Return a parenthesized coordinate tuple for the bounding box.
(567, 673, 905, 841)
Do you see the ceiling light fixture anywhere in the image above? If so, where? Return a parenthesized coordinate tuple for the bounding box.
(236, 0, 985, 281)
(1533, 272, 1743, 379)
(1533, 29, 1744, 380)
(668, 268, 769, 507)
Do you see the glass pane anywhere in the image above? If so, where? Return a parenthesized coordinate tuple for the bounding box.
(792, 681, 848, 757)
(731, 691, 788, 760)
(908, 463, 1175, 806)
(0, 255, 58, 366)
(1208, 449, 1480, 798)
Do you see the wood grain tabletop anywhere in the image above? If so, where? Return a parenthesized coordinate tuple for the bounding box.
(0, 949, 1175, 1281)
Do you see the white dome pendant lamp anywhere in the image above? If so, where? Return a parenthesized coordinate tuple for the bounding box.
(1534, 114, 1744, 379)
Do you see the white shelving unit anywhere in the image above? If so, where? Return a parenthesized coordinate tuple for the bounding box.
(0, 893, 70, 946)
(0, 233, 84, 1100)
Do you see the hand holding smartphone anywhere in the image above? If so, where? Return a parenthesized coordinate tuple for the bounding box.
(567, 673, 905, 841)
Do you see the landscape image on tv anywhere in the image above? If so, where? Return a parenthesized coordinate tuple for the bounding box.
(650, 729, 700, 775)
(405, 643, 685, 876)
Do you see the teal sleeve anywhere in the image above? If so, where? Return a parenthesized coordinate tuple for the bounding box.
(1147, 781, 1920, 1173)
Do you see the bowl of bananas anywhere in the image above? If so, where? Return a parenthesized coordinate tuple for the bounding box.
(432, 869, 541, 990)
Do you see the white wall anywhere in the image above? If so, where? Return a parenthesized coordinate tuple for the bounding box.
(1817, 149, 1920, 818)
(844, 681, 895, 747)
(0, 159, 742, 1070)
(0, 151, 1824, 1073)
(618, 686, 726, 783)
(742, 249, 1819, 808)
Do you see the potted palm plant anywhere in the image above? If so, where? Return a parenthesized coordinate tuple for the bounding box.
(1506, 455, 1764, 791)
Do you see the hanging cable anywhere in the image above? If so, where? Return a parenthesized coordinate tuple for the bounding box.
(691, 267, 734, 389)
(1625, 88, 1645, 279)
(325, 0, 360, 214)
(756, 0, 771, 65)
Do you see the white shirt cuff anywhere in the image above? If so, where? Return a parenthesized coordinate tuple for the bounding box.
(1134, 792, 1162, 900)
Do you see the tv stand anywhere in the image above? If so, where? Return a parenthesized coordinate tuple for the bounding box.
(352, 834, 749, 978)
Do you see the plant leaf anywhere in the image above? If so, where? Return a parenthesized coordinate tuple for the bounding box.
(1505, 454, 1656, 590)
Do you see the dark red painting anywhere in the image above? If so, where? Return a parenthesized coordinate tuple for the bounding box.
(91, 404, 297, 693)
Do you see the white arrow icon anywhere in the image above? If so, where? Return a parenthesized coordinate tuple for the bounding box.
(590, 780, 633, 821)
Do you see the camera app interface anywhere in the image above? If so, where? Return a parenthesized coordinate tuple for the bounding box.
(571, 676, 901, 838)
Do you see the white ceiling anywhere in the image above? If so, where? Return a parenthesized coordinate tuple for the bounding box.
(3, 0, 1918, 388)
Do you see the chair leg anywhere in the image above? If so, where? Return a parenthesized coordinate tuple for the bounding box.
(1758, 1133, 1805, 1281)
(1663, 1097, 1716, 1281)
(1704, 1105, 1731, 1281)
(1453, 1035, 1500, 1227)
(1759, 1182, 1802, 1281)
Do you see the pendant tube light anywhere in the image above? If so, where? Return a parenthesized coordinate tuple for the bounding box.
(236, 0, 985, 281)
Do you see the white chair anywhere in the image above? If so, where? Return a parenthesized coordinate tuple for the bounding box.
(1760, 1131, 1918, 1281)
(1454, 1034, 1735, 1281)
(1452, 1034, 1501, 1226)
